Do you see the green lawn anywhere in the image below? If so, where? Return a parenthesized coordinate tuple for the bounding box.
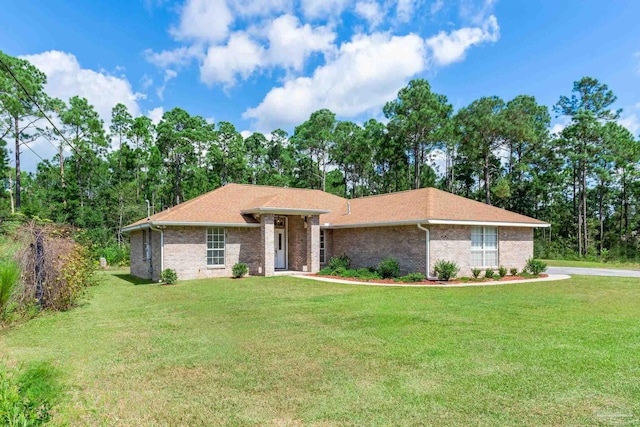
(542, 259, 640, 270)
(1, 272, 639, 426)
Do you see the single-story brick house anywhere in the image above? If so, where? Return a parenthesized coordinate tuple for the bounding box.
(123, 184, 549, 281)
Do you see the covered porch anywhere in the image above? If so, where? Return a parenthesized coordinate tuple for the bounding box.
(241, 208, 324, 277)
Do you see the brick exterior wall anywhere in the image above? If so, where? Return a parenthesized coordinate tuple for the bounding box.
(332, 225, 426, 275)
(129, 223, 533, 281)
(429, 225, 533, 277)
(288, 215, 307, 271)
(497, 227, 533, 274)
(260, 215, 274, 276)
(329, 224, 533, 278)
(160, 226, 262, 281)
(130, 230, 150, 279)
(429, 225, 470, 277)
(307, 215, 320, 273)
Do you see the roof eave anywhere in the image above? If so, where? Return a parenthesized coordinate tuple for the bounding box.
(122, 221, 261, 233)
(241, 207, 330, 216)
(323, 219, 550, 229)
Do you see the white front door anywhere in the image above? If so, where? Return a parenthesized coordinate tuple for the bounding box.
(274, 229, 286, 269)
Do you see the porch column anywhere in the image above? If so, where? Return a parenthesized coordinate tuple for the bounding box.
(261, 214, 275, 276)
(306, 215, 320, 273)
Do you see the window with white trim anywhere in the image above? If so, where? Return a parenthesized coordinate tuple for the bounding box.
(207, 227, 225, 267)
(471, 227, 498, 267)
(319, 229, 325, 264)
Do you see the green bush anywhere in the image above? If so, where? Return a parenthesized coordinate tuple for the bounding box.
(328, 254, 350, 270)
(0, 361, 60, 426)
(99, 244, 130, 266)
(160, 269, 178, 284)
(525, 258, 548, 275)
(484, 268, 495, 279)
(232, 263, 248, 278)
(433, 260, 460, 281)
(0, 260, 20, 312)
(318, 267, 333, 275)
(377, 257, 400, 279)
(510, 267, 518, 276)
(498, 266, 507, 278)
(397, 272, 426, 282)
(471, 268, 481, 279)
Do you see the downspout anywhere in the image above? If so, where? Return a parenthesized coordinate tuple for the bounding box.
(149, 225, 165, 282)
(417, 224, 439, 280)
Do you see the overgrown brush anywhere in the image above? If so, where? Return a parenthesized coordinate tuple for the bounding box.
(16, 223, 97, 311)
(0, 361, 61, 426)
(0, 260, 20, 312)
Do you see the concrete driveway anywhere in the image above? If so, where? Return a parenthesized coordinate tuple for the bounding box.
(547, 266, 640, 278)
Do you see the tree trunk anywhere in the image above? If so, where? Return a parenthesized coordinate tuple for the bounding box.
(484, 152, 491, 205)
(14, 115, 20, 210)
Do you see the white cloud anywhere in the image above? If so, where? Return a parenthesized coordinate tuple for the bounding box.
(198, 16, 335, 86)
(169, 0, 233, 43)
(619, 114, 640, 136)
(156, 69, 177, 100)
(200, 32, 264, 86)
(425, 15, 499, 66)
(266, 15, 336, 71)
(21, 50, 143, 125)
(144, 45, 203, 68)
(243, 32, 426, 131)
(355, 1, 385, 28)
(147, 107, 164, 125)
(430, 0, 444, 15)
(396, 0, 416, 22)
(231, 0, 292, 17)
(301, 0, 351, 19)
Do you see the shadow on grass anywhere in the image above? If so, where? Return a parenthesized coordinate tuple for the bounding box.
(112, 274, 156, 286)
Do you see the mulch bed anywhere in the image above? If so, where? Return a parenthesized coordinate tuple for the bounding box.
(314, 273, 548, 285)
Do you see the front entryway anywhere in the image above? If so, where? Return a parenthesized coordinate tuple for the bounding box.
(274, 228, 286, 269)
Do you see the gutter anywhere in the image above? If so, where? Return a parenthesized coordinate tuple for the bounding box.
(122, 221, 261, 233)
(324, 219, 549, 229)
(416, 224, 439, 280)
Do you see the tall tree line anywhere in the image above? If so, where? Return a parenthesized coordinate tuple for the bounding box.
(1, 50, 639, 261)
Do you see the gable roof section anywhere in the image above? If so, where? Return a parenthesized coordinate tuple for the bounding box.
(123, 184, 549, 232)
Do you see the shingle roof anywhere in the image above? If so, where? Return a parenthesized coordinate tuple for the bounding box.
(123, 183, 549, 231)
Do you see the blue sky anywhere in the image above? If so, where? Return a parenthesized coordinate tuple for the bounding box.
(1, 0, 639, 171)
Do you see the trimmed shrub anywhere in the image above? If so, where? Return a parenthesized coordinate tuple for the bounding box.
(433, 260, 460, 281)
(471, 268, 481, 279)
(484, 268, 495, 279)
(510, 267, 518, 276)
(498, 266, 507, 278)
(377, 257, 400, 279)
(398, 272, 426, 283)
(161, 269, 178, 284)
(526, 258, 547, 275)
(318, 267, 333, 276)
(328, 254, 350, 270)
(232, 263, 248, 278)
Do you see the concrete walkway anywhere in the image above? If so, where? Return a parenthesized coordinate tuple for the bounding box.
(547, 266, 640, 278)
(294, 274, 571, 288)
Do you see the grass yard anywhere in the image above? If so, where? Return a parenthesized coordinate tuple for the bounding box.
(542, 258, 640, 270)
(1, 272, 639, 426)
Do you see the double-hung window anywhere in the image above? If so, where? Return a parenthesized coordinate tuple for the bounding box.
(471, 227, 498, 268)
(319, 229, 326, 264)
(207, 227, 225, 267)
